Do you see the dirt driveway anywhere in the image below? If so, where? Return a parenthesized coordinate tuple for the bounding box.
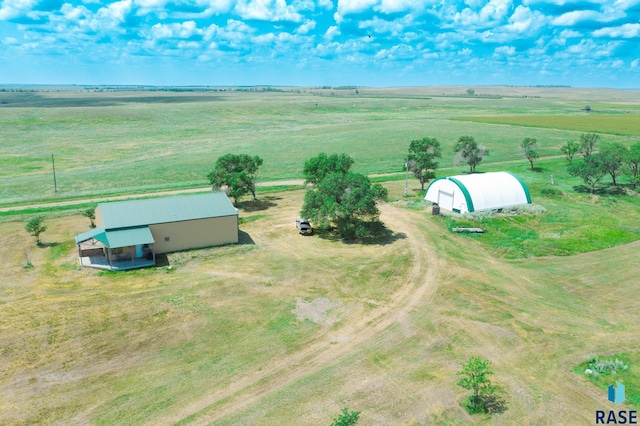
(163, 202, 443, 425)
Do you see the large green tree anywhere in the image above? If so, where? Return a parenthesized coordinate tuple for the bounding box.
(568, 154, 606, 193)
(408, 137, 442, 190)
(625, 142, 640, 189)
(301, 171, 388, 240)
(520, 137, 539, 170)
(207, 154, 264, 205)
(454, 136, 488, 173)
(456, 356, 496, 414)
(303, 152, 354, 185)
(599, 142, 628, 186)
(579, 133, 600, 158)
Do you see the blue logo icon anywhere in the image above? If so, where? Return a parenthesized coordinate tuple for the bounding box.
(608, 381, 625, 405)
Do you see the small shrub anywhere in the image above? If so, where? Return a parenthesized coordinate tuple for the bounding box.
(541, 187, 564, 197)
(501, 204, 547, 215)
(330, 407, 360, 426)
(464, 210, 495, 221)
(588, 356, 628, 375)
(23, 248, 33, 269)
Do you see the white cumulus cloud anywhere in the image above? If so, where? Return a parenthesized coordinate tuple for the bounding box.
(593, 23, 640, 38)
(552, 8, 624, 26)
(454, 0, 513, 28)
(296, 18, 316, 34)
(503, 5, 545, 34)
(0, 0, 40, 21)
(151, 21, 199, 39)
(235, 0, 304, 22)
(336, 0, 377, 16)
(324, 25, 340, 41)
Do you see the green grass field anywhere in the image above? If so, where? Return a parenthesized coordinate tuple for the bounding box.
(1, 86, 640, 425)
(2, 87, 637, 206)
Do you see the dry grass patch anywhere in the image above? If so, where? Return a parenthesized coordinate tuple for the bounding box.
(0, 190, 412, 425)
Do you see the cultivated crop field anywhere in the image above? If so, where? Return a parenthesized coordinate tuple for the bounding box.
(1, 86, 640, 425)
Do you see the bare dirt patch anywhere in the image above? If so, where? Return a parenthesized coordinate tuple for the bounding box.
(292, 297, 338, 326)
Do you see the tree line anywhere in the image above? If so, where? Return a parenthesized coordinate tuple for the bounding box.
(204, 132, 640, 241)
(562, 133, 640, 193)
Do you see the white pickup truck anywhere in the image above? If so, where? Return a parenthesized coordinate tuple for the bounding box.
(295, 219, 313, 235)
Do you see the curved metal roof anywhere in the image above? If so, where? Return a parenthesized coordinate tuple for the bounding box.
(424, 171, 531, 213)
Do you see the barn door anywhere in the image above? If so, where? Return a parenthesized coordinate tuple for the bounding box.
(438, 190, 454, 211)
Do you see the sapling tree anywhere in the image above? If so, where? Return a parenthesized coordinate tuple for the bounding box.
(457, 356, 496, 414)
(330, 408, 360, 426)
(25, 216, 47, 246)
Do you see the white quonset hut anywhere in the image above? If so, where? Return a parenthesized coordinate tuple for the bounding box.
(424, 171, 532, 214)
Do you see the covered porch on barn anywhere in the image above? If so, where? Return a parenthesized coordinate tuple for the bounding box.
(75, 226, 156, 271)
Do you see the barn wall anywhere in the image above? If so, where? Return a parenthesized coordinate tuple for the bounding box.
(149, 215, 238, 254)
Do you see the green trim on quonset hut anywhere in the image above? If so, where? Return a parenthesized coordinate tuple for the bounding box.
(447, 177, 476, 213)
(505, 171, 532, 203)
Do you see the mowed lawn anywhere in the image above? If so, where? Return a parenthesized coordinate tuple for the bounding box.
(1, 189, 639, 424)
(0, 191, 412, 424)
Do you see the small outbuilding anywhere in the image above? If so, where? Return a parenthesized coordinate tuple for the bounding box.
(75, 192, 239, 270)
(424, 171, 531, 214)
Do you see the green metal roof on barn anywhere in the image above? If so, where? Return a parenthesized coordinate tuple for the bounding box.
(75, 226, 155, 248)
(98, 192, 238, 229)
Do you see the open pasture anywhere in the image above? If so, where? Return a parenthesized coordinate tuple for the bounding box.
(2, 86, 640, 424)
(2, 86, 638, 207)
(455, 113, 640, 137)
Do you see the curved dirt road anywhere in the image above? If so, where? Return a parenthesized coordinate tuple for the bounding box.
(164, 203, 442, 425)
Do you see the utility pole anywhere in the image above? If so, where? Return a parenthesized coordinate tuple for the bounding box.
(52, 153, 57, 194)
(404, 159, 409, 196)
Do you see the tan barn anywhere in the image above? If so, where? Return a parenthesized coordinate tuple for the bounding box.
(75, 192, 238, 270)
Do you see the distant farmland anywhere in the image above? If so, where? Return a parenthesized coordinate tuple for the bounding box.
(454, 113, 640, 136)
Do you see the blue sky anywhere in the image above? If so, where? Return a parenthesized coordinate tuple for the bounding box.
(1, 0, 639, 87)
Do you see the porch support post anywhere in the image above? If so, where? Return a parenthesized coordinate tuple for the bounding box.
(107, 248, 113, 270)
